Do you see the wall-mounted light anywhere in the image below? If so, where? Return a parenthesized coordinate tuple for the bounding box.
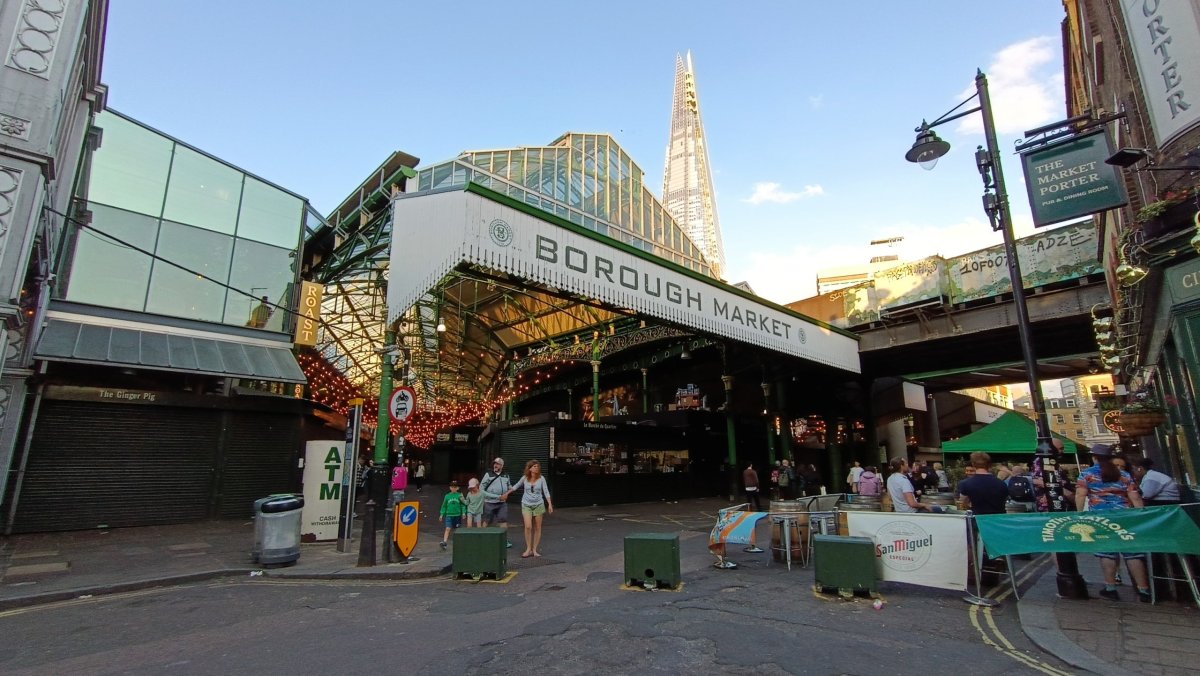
(1087, 358, 1101, 375)
(680, 349, 691, 360)
(436, 317, 446, 332)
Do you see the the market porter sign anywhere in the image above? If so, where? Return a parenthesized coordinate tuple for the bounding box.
(1119, 0, 1200, 146)
(1020, 131, 1128, 227)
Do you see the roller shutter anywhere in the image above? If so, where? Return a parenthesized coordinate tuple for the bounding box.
(12, 401, 219, 532)
(214, 410, 300, 518)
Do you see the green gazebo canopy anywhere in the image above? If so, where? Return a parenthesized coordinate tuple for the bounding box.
(941, 410, 1085, 454)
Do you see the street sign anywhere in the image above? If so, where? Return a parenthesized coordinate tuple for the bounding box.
(389, 386, 417, 422)
(394, 501, 420, 558)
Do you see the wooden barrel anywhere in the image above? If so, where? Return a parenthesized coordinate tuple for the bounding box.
(769, 499, 805, 514)
(920, 492, 956, 507)
(770, 514, 808, 563)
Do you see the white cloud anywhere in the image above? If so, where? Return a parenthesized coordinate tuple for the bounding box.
(955, 36, 1065, 135)
(744, 182, 825, 205)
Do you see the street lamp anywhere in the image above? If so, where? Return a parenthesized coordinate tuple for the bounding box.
(906, 69, 1088, 601)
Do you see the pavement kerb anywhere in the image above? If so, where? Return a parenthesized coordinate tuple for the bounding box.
(1016, 565, 1122, 676)
(0, 563, 454, 611)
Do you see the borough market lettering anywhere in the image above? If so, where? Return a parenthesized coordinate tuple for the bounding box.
(535, 235, 803, 342)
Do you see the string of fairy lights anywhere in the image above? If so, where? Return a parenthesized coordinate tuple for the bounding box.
(298, 349, 578, 450)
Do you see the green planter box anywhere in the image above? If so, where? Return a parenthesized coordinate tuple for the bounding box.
(452, 527, 507, 578)
(813, 534, 877, 594)
(624, 532, 680, 589)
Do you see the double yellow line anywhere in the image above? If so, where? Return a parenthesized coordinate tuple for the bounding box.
(967, 555, 1075, 675)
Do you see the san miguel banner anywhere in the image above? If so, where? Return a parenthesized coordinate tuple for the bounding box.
(1020, 131, 1128, 227)
(844, 512, 971, 591)
(387, 183, 860, 373)
(974, 504, 1200, 557)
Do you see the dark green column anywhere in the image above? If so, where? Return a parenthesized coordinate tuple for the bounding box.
(775, 377, 794, 461)
(762, 381, 777, 465)
(590, 360, 601, 420)
(373, 327, 395, 463)
(722, 374, 737, 500)
(641, 368, 649, 413)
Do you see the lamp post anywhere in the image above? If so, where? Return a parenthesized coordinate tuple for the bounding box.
(906, 70, 1088, 600)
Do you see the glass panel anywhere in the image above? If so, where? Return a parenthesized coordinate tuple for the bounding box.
(162, 146, 243, 234)
(62, 202, 155, 310)
(145, 220, 234, 322)
(452, 162, 469, 185)
(431, 163, 452, 189)
(524, 149, 541, 190)
(492, 152, 509, 179)
(541, 152, 555, 197)
(88, 112, 173, 217)
(237, 177, 303, 248)
(418, 168, 432, 191)
(569, 147, 582, 207)
(225, 238, 296, 331)
(510, 151, 525, 185)
(554, 148, 568, 201)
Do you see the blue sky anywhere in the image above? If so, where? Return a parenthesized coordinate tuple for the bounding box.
(102, 0, 1069, 305)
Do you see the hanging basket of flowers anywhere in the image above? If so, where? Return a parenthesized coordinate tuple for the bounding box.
(1117, 402, 1167, 436)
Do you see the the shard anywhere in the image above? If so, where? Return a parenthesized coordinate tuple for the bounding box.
(662, 51, 726, 279)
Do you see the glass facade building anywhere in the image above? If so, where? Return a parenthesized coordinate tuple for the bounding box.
(59, 110, 308, 332)
(413, 132, 714, 277)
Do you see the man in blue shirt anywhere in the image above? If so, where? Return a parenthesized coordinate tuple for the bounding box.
(957, 452, 1009, 515)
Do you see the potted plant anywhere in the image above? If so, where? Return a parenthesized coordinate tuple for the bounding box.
(1135, 184, 1199, 238)
(1117, 399, 1168, 436)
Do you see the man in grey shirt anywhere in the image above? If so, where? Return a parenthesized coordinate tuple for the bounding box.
(1131, 457, 1181, 506)
(480, 457, 514, 548)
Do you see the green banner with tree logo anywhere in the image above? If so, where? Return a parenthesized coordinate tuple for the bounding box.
(974, 504, 1200, 556)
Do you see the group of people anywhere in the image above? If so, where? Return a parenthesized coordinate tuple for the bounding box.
(436, 458, 554, 559)
(953, 442, 1183, 603)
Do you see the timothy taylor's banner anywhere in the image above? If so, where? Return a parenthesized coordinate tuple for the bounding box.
(845, 512, 970, 591)
(387, 184, 860, 374)
(301, 440, 344, 541)
(974, 504, 1200, 556)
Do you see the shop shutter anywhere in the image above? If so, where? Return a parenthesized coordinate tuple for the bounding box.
(499, 425, 551, 498)
(11, 401, 219, 533)
(214, 410, 300, 518)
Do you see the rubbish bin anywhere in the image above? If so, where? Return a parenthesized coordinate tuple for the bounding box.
(253, 494, 305, 566)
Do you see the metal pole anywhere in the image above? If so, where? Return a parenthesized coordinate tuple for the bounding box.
(591, 360, 602, 421)
(722, 374, 738, 500)
(641, 368, 649, 414)
(977, 71, 1087, 599)
(337, 399, 363, 553)
(375, 328, 395, 465)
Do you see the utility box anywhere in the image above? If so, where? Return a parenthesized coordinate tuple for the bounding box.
(624, 532, 681, 589)
(813, 534, 877, 594)
(452, 527, 507, 579)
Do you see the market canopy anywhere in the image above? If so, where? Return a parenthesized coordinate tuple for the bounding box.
(940, 410, 1085, 454)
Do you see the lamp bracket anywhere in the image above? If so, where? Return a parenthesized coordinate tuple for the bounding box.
(919, 103, 982, 132)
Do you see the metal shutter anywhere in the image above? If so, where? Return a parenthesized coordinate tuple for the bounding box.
(12, 401, 219, 533)
(214, 410, 300, 518)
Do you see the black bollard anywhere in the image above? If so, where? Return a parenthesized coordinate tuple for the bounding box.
(358, 500, 376, 567)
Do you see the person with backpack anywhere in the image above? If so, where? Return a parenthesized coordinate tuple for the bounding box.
(1006, 465, 1037, 508)
(857, 466, 883, 497)
(778, 459, 797, 499)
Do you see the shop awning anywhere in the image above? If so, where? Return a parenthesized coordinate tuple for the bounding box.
(940, 410, 1085, 454)
(34, 319, 307, 384)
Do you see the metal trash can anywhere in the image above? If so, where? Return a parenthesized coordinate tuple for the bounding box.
(253, 495, 305, 566)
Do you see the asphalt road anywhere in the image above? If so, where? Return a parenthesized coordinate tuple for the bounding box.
(0, 500, 1075, 675)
